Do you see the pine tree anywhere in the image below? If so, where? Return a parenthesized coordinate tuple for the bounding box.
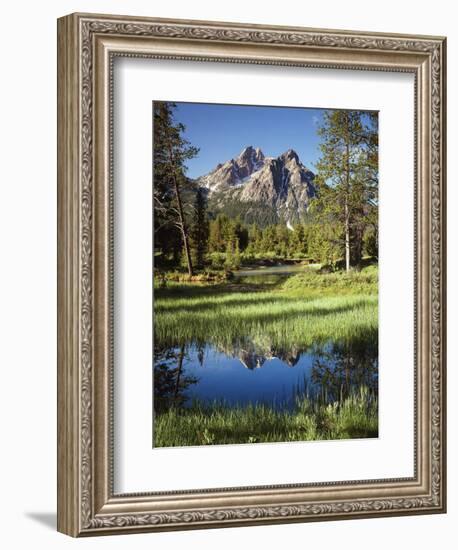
(153, 102, 199, 275)
(312, 110, 378, 271)
(233, 238, 241, 269)
(292, 223, 306, 256)
(224, 239, 234, 269)
(208, 217, 222, 253)
(191, 188, 209, 269)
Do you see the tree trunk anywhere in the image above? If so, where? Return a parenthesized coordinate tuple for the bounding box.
(344, 198, 351, 272)
(174, 344, 186, 403)
(173, 175, 193, 276)
(167, 144, 194, 276)
(344, 113, 351, 272)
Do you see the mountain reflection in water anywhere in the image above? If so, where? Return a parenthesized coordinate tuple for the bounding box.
(153, 339, 378, 413)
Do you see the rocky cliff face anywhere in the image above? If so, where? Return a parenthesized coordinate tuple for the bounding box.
(197, 146, 315, 225)
(198, 146, 266, 190)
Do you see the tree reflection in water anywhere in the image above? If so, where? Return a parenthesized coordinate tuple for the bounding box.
(153, 337, 378, 412)
(153, 345, 199, 413)
(310, 339, 378, 402)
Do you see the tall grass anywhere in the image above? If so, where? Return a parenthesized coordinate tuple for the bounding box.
(154, 266, 378, 350)
(154, 387, 378, 447)
(281, 264, 378, 293)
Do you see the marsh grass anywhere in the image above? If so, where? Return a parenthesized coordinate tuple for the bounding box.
(281, 264, 378, 293)
(154, 266, 378, 350)
(154, 387, 378, 447)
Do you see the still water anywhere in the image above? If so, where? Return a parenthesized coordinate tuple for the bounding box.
(232, 263, 309, 285)
(154, 341, 378, 412)
(153, 265, 378, 413)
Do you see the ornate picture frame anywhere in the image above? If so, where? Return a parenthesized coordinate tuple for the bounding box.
(57, 12, 446, 536)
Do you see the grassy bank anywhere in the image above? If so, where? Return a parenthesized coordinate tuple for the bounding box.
(154, 265, 378, 350)
(154, 388, 378, 447)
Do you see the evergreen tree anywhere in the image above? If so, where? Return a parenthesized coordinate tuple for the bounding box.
(234, 239, 241, 269)
(208, 216, 224, 253)
(362, 111, 379, 260)
(290, 223, 307, 257)
(312, 110, 378, 270)
(190, 188, 209, 269)
(153, 102, 199, 275)
(275, 225, 290, 256)
(308, 222, 342, 268)
(224, 239, 234, 269)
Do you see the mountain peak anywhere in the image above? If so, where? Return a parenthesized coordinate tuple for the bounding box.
(280, 149, 299, 163)
(198, 146, 316, 226)
(240, 145, 254, 154)
(237, 145, 265, 163)
(231, 146, 265, 180)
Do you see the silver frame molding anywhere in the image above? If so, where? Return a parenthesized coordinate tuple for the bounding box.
(57, 12, 446, 537)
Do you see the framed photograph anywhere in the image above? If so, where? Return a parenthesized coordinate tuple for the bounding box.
(57, 13, 446, 536)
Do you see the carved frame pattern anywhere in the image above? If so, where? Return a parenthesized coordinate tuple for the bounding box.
(57, 13, 446, 536)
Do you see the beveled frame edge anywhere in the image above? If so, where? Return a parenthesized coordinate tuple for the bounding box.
(57, 12, 446, 537)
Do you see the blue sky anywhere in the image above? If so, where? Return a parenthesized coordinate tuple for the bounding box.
(173, 102, 325, 179)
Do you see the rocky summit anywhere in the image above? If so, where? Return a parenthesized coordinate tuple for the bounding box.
(196, 145, 315, 226)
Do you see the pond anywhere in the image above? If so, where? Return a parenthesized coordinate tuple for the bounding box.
(154, 340, 378, 413)
(153, 264, 378, 414)
(232, 263, 310, 285)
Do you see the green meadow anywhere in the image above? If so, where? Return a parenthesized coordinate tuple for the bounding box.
(154, 265, 378, 351)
